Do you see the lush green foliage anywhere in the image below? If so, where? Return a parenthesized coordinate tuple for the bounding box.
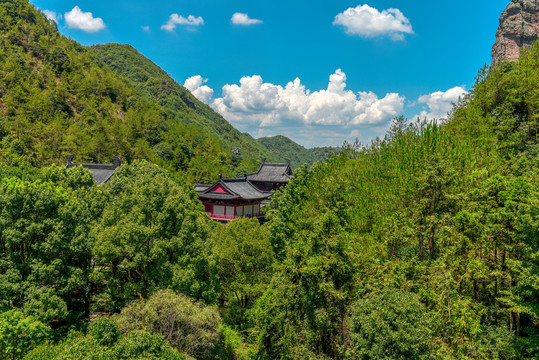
(346, 288, 436, 359)
(0, 0, 157, 165)
(24, 328, 184, 360)
(0, 310, 50, 359)
(0, 174, 95, 325)
(87, 318, 120, 347)
(212, 218, 274, 309)
(250, 210, 356, 359)
(1, 1, 538, 359)
(0, 161, 224, 357)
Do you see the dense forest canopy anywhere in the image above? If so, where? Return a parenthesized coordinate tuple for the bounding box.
(0, 0, 538, 359)
(259, 46, 539, 359)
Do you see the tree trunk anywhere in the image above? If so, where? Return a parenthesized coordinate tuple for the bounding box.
(419, 234, 424, 259)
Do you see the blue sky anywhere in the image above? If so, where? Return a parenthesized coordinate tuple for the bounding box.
(31, 0, 510, 147)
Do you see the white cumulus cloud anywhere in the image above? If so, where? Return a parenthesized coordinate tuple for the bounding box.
(141, 25, 150, 32)
(415, 86, 468, 121)
(231, 13, 263, 25)
(64, 6, 105, 33)
(43, 10, 60, 23)
(184, 75, 214, 104)
(161, 14, 204, 31)
(185, 69, 404, 129)
(333, 4, 413, 40)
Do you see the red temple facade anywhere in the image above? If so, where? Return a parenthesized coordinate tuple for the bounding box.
(195, 159, 292, 221)
(195, 176, 272, 221)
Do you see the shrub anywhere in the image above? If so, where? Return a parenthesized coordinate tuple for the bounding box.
(24, 329, 183, 360)
(113, 330, 183, 360)
(115, 289, 221, 359)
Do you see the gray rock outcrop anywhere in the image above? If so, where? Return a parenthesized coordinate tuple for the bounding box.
(491, 0, 539, 67)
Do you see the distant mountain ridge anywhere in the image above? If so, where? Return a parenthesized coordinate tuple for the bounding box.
(257, 135, 340, 169)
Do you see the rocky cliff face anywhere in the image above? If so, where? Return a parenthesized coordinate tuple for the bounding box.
(491, 0, 539, 67)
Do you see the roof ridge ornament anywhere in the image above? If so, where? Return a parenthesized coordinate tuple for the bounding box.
(66, 154, 75, 168)
(113, 156, 121, 168)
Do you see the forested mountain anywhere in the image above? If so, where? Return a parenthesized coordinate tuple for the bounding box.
(90, 44, 339, 171)
(0, 0, 276, 183)
(257, 135, 339, 168)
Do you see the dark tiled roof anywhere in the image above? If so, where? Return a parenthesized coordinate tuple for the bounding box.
(87, 167, 116, 185)
(194, 184, 211, 192)
(66, 155, 121, 185)
(246, 159, 292, 183)
(196, 177, 272, 201)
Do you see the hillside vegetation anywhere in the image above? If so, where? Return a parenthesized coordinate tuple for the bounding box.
(258, 45, 539, 359)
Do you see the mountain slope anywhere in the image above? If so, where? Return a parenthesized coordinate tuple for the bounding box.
(0, 2, 150, 165)
(90, 44, 343, 170)
(0, 0, 270, 182)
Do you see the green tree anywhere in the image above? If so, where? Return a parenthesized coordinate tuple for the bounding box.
(88, 318, 121, 347)
(0, 309, 50, 360)
(44, 46, 71, 74)
(0, 177, 93, 325)
(91, 161, 217, 311)
(212, 218, 274, 309)
(115, 289, 220, 359)
(251, 211, 356, 359)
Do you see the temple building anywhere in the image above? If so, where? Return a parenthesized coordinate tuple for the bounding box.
(246, 159, 292, 192)
(195, 159, 292, 221)
(66, 155, 121, 185)
(195, 176, 272, 221)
